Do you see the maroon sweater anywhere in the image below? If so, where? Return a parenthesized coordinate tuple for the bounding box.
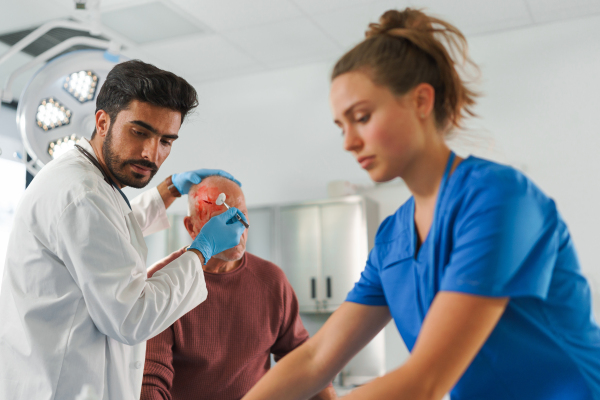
(141, 252, 309, 400)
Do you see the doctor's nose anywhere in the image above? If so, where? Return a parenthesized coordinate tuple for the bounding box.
(141, 138, 160, 162)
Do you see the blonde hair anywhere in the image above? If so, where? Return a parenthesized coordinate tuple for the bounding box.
(332, 8, 478, 132)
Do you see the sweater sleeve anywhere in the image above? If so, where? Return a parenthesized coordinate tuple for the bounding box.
(141, 325, 176, 400)
(270, 275, 310, 362)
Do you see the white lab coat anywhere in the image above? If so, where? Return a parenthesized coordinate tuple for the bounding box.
(0, 139, 207, 400)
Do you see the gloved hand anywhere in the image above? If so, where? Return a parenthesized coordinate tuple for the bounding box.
(188, 207, 248, 263)
(171, 169, 241, 195)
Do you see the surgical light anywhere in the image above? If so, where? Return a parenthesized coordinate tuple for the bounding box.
(36, 98, 72, 131)
(64, 70, 98, 103)
(47, 134, 83, 159)
(15, 49, 123, 174)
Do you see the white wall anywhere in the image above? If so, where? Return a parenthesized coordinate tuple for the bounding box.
(126, 11, 600, 295)
(123, 12, 600, 372)
(464, 15, 600, 311)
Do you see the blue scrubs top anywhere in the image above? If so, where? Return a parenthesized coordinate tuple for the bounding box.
(347, 156, 600, 399)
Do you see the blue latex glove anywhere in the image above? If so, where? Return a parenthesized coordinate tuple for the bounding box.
(188, 207, 248, 263)
(171, 169, 241, 195)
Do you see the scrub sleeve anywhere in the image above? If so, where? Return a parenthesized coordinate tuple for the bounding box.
(440, 172, 557, 299)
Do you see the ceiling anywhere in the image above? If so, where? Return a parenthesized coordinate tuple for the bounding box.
(1, 0, 599, 101)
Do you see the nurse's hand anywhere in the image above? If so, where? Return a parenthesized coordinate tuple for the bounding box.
(171, 169, 241, 195)
(146, 246, 187, 279)
(188, 207, 248, 263)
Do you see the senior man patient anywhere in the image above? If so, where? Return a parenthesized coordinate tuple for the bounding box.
(142, 176, 337, 400)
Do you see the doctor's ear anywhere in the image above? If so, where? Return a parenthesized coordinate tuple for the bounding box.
(183, 216, 196, 239)
(95, 110, 111, 139)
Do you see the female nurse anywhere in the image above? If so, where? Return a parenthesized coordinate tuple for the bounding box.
(243, 7, 600, 400)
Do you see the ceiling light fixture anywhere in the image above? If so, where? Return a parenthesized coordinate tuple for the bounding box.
(36, 98, 72, 131)
(0, 5, 130, 175)
(48, 134, 84, 159)
(15, 49, 123, 172)
(64, 70, 98, 103)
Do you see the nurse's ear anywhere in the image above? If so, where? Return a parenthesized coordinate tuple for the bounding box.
(183, 216, 197, 240)
(410, 82, 435, 122)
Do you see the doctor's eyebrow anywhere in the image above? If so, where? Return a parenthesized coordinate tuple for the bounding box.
(130, 120, 179, 140)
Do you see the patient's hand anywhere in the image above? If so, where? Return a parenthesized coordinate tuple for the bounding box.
(147, 246, 188, 278)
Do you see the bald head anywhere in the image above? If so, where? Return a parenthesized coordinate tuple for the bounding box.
(184, 176, 248, 262)
(188, 176, 244, 217)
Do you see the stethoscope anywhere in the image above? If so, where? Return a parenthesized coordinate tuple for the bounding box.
(75, 144, 131, 210)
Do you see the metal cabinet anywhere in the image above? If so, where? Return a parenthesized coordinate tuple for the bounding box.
(278, 196, 379, 313)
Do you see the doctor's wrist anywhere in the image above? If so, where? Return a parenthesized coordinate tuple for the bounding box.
(157, 176, 180, 209)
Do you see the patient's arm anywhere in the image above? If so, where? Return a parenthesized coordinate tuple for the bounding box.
(147, 246, 187, 278)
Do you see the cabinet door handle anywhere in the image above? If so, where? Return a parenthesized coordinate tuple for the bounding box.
(311, 277, 316, 299)
(327, 276, 332, 298)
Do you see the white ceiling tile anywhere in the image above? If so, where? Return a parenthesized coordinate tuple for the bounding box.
(140, 33, 262, 81)
(0, 0, 71, 35)
(409, 0, 533, 36)
(310, 0, 412, 50)
(118, 46, 173, 72)
(101, 2, 205, 44)
(170, 0, 303, 31)
(264, 52, 340, 70)
(99, 0, 155, 8)
(222, 17, 342, 69)
(525, 0, 600, 23)
(189, 64, 266, 84)
(48, 0, 149, 10)
(292, 0, 385, 15)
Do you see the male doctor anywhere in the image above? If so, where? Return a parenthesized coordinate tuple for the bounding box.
(0, 60, 247, 400)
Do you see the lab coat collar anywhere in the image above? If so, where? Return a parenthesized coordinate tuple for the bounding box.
(77, 138, 132, 212)
(78, 137, 96, 156)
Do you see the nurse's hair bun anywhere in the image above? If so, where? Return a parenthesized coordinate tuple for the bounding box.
(333, 8, 479, 133)
(365, 9, 414, 37)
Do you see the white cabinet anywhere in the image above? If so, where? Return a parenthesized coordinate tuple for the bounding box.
(279, 205, 322, 309)
(278, 196, 378, 313)
(245, 207, 277, 262)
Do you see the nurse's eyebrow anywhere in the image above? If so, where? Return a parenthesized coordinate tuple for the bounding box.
(333, 100, 369, 125)
(130, 120, 179, 140)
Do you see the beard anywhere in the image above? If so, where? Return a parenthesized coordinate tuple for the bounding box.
(212, 243, 246, 262)
(102, 125, 158, 189)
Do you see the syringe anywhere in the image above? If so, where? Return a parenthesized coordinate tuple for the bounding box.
(216, 193, 250, 228)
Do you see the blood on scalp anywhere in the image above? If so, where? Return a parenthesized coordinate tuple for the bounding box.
(192, 186, 225, 224)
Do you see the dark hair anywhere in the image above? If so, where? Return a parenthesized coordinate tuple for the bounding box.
(92, 60, 198, 137)
(332, 8, 478, 132)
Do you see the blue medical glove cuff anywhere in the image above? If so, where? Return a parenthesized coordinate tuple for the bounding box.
(188, 235, 213, 263)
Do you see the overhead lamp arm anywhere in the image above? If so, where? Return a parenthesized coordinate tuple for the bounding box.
(2, 37, 119, 102)
(0, 19, 104, 68)
(0, 12, 132, 104)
